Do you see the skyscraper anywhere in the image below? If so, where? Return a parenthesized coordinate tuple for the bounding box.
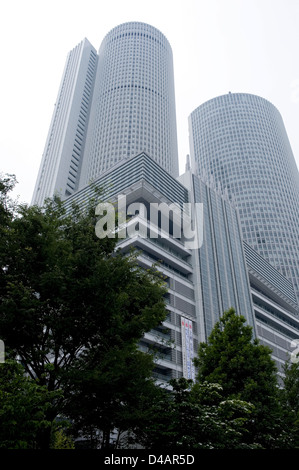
(32, 24, 299, 385)
(32, 39, 98, 206)
(189, 92, 299, 303)
(32, 22, 179, 206)
(80, 22, 179, 186)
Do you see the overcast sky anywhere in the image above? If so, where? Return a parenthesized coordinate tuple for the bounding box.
(1, 0, 299, 204)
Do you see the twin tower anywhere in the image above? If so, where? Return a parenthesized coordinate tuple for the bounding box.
(32, 22, 178, 206)
(32, 22, 299, 306)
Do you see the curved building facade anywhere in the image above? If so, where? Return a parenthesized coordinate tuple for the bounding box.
(189, 92, 299, 303)
(79, 22, 179, 186)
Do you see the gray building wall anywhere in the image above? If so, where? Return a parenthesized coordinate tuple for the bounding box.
(63, 152, 196, 383)
(244, 240, 299, 381)
(63, 153, 256, 382)
(179, 171, 256, 341)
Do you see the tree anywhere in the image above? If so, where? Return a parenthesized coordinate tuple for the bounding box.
(64, 348, 163, 448)
(0, 175, 168, 448)
(0, 359, 58, 449)
(50, 428, 75, 449)
(0, 173, 18, 225)
(282, 359, 299, 412)
(136, 378, 257, 449)
(279, 359, 299, 447)
(194, 308, 291, 448)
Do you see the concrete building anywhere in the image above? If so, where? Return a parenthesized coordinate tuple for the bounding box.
(63, 152, 196, 382)
(63, 152, 256, 382)
(243, 240, 299, 382)
(178, 169, 256, 341)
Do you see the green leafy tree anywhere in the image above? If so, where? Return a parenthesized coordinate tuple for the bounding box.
(282, 359, 299, 412)
(194, 308, 290, 448)
(51, 428, 75, 449)
(0, 175, 168, 448)
(0, 173, 18, 225)
(65, 348, 162, 448)
(279, 359, 299, 446)
(0, 359, 59, 449)
(136, 378, 257, 449)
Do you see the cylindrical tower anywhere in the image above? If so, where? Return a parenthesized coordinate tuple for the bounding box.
(189, 92, 299, 303)
(80, 21, 179, 186)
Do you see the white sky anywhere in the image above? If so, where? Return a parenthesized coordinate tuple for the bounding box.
(1, 0, 299, 204)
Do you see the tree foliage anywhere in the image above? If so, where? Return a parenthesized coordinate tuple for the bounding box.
(1, 176, 298, 449)
(138, 309, 298, 449)
(0, 359, 59, 449)
(0, 174, 168, 448)
(280, 359, 299, 446)
(194, 308, 292, 448)
(136, 378, 258, 449)
(194, 308, 278, 401)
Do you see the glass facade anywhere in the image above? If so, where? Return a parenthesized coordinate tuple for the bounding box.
(189, 92, 299, 304)
(32, 22, 179, 206)
(79, 22, 179, 187)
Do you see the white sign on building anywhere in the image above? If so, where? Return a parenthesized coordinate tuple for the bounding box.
(181, 318, 195, 380)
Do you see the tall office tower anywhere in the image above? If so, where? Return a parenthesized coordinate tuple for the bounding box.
(32, 22, 179, 206)
(79, 22, 179, 186)
(32, 39, 98, 206)
(189, 92, 299, 304)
